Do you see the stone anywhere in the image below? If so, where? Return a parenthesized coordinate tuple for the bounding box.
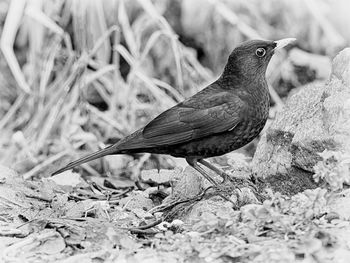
(331, 48, 350, 87)
(327, 189, 350, 221)
(252, 48, 350, 194)
(163, 166, 203, 203)
(140, 167, 183, 185)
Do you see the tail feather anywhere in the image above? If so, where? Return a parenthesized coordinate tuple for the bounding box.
(52, 145, 117, 176)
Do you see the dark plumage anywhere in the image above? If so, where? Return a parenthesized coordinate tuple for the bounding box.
(53, 38, 295, 185)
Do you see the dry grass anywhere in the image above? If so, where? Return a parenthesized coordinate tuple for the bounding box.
(0, 0, 348, 178)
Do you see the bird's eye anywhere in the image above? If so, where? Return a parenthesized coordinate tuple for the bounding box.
(255, 48, 266, 57)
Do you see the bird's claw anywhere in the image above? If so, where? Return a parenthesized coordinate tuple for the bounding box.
(220, 172, 230, 184)
(218, 171, 259, 193)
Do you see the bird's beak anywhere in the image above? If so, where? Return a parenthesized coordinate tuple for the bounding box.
(273, 38, 296, 50)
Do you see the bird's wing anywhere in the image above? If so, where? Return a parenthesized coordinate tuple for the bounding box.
(141, 89, 248, 146)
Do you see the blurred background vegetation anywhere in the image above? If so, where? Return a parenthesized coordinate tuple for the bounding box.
(0, 0, 349, 179)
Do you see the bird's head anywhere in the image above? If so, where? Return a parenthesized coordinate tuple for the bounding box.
(222, 38, 296, 80)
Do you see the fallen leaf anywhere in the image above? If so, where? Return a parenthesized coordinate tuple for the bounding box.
(49, 171, 83, 187)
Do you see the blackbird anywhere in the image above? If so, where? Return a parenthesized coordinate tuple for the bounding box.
(53, 38, 295, 185)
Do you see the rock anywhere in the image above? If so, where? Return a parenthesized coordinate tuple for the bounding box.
(163, 166, 203, 203)
(327, 189, 350, 220)
(119, 191, 154, 212)
(252, 48, 350, 194)
(332, 48, 350, 87)
(49, 171, 84, 187)
(184, 199, 235, 224)
(140, 167, 183, 185)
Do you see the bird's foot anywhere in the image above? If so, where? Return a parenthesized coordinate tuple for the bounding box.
(218, 170, 257, 192)
(219, 171, 230, 184)
(198, 159, 256, 189)
(209, 182, 262, 210)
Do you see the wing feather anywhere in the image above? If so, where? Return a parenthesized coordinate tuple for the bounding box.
(141, 87, 247, 147)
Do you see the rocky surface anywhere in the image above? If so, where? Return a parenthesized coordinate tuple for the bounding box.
(252, 48, 350, 194)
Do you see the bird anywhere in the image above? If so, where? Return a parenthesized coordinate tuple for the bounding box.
(53, 38, 296, 186)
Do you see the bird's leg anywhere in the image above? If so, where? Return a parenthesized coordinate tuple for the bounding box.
(185, 158, 254, 207)
(186, 158, 240, 206)
(199, 159, 257, 191)
(198, 159, 231, 183)
(186, 158, 218, 186)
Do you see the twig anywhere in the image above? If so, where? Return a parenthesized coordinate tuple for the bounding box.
(129, 229, 159, 235)
(148, 186, 213, 214)
(127, 218, 163, 231)
(108, 188, 134, 204)
(24, 193, 52, 202)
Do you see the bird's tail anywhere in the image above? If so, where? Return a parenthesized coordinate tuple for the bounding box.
(51, 145, 118, 176)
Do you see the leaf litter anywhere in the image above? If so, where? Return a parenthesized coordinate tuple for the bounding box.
(0, 163, 350, 262)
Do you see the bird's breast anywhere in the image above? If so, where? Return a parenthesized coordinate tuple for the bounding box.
(243, 80, 270, 120)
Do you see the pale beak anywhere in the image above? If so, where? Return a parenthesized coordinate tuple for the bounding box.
(274, 38, 296, 50)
